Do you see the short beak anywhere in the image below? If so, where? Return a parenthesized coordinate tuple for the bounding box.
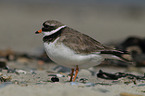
(35, 29, 42, 34)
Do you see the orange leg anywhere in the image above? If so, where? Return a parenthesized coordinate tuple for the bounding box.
(73, 65, 79, 82)
(70, 68, 74, 82)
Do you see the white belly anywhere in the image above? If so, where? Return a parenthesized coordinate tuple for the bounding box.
(44, 39, 104, 69)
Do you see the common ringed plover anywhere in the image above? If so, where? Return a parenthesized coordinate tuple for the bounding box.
(35, 20, 131, 82)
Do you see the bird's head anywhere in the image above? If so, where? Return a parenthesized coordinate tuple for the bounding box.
(35, 20, 66, 36)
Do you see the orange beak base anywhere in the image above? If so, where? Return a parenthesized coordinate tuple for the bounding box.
(35, 29, 42, 34)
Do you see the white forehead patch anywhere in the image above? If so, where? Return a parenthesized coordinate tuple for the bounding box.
(43, 25, 66, 37)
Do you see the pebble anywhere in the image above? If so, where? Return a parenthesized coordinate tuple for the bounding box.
(31, 71, 37, 75)
(51, 77, 59, 82)
(12, 80, 20, 84)
(15, 70, 27, 74)
(79, 78, 88, 83)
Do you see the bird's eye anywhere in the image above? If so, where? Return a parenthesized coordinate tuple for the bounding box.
(43, 24, 49, 28)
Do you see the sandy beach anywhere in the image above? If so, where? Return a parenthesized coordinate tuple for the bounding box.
(0, 60, 144, 96)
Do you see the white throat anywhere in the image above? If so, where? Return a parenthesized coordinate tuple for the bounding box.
(43, 25, 66, 37)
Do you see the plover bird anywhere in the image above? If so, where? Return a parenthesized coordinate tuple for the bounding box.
(35, 20, 131, 82)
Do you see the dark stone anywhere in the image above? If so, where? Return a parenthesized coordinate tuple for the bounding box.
(51, 77, 59, 82)
(79, 78, 88, 83)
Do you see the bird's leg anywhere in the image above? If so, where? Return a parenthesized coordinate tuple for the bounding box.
(73, 65, 79, 82)
(70, 68, 74, 82)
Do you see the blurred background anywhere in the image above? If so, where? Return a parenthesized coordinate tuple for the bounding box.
(0, 0, 145, 55)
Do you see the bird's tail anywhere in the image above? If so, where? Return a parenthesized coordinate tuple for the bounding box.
(100, 50, 133, 62)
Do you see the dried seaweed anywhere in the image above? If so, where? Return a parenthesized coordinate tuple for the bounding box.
(97, 70, 145, 80)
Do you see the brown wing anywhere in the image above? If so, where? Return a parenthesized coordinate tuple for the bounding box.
(58, 27, 115, 54)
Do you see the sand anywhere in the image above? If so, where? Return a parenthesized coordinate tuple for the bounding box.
(0, 83, 144, 96)
(0, 61, 144, 96)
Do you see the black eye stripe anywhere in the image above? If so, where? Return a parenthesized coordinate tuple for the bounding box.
(44, 25, 49, 27)
(43, 23, 50, 27)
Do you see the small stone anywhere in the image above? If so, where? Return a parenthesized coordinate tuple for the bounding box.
(79, 78, 88, 83)
(12, 80, 19, 84)
(31, 71, 37, 75)
(15, 70, 27, 74)
(51, 77, 59, 82)
(21, 84, 28, 87)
